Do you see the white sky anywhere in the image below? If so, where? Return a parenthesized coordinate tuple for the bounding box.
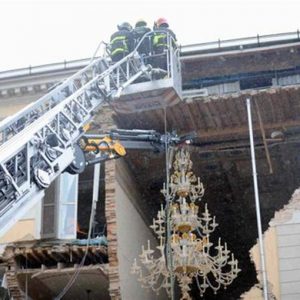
(1, 0, 300, 71)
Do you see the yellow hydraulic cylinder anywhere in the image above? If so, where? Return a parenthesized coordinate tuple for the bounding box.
(84, 136, 126, 157)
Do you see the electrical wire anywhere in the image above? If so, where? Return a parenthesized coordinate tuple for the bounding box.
(25, 254, 28, 300)
(163, 107, 175, 300)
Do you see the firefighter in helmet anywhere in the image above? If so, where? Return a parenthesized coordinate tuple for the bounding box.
(153, 18, 176, 52)
(133, 19, 151, 59)
(109, 22, 134, 62)
(152, 18, 177, 72)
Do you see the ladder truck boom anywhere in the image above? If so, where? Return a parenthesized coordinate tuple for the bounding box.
(0, 32, 182, 234)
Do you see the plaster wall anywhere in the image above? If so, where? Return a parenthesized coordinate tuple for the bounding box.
(271, 189, 300, 300)
(277, 223, 300, 299)
(241, 227, 280, 300)
(0, 201, 42, 243)
(242, 188, 300, 300)
(0, 93, 44, 120)
(115, 160, 166, 300)
(0, 92, 45, 244)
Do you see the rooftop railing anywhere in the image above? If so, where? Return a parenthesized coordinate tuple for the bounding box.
(0, 58, 91, 80)
(1, 30, 300, 80)
(180, 30, 300, 55)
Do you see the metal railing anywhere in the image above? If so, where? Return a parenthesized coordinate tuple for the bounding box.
(0, 58, 91, 80)
(0, 32, 178, 80)
(0, 30, 298, 80)
(180, 30, 300, 55)
(0, 41, 109, 80)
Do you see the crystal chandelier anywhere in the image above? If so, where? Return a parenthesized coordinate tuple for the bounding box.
(131, 149, 240, 299)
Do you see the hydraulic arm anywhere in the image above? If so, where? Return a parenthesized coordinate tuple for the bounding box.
(80, 128, 192, 166)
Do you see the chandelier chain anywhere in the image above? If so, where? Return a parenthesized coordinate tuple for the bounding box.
(164, 107, 175, 300)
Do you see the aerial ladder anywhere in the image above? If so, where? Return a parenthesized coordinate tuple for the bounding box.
(0, 32, 182, 235)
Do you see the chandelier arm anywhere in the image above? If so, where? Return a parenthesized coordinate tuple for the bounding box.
(214, 260, 228, 269)
(198, 210, 216, 235)
(140, 269, 161, 290)
(195, 275, 206, 296)
(197, 264, 223, 294)
(218, 274, 235, 286)
(206, 275, 222, 294)
(207, 257, 236, 290)
(196, 225, 205, 238)
(217, 269, 238, 284)
(206, 257, 230, 278)
(210, 254, 229, 268)
(198, 255, 223, 292)
(152, 274, 171, 294)
(217, 257, 231, 268)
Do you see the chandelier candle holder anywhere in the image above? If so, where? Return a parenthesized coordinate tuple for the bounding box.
(131, 149, 240, 299)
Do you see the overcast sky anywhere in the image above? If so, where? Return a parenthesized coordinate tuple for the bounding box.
(1, 0, 300, 71)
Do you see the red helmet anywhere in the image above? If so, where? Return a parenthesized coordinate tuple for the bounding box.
(156, 18, 169, 28)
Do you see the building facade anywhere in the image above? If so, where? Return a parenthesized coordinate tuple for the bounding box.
(1, 32, 300, 299)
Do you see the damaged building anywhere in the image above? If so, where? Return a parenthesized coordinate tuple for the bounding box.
(1, 31, 300, 299)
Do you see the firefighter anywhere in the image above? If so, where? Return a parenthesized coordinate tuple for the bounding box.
(133, 19, 151, 59)
(152, 18, 177, 72)
(109, 22, 134, 62)
(153, 17, 176, 54)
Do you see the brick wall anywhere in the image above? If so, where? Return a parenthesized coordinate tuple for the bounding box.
(105, 160, 121, 299)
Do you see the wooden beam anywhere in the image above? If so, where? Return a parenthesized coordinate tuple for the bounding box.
(254, 98, 273, 174)
(25, 248, 42, 264)
(36, 247, 48, 261)
(46, 249, 67, 263)
(190, 119, 300, 140)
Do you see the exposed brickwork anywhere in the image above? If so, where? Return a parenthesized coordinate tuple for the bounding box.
(105, 160, 121, 299)
(4, 247, 25, 300)
(90, 105, 117, 132)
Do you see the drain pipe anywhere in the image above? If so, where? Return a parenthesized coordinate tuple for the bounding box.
(246, 98, 269, 300)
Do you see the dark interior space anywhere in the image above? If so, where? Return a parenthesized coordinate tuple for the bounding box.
(121, 137, 300, 298)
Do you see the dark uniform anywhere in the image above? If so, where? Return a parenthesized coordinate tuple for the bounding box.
(153, 28, 176, 55)
(133, 22, 151, 58)
(110, 23, 134, 63)
(151, 18, 177, 72)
